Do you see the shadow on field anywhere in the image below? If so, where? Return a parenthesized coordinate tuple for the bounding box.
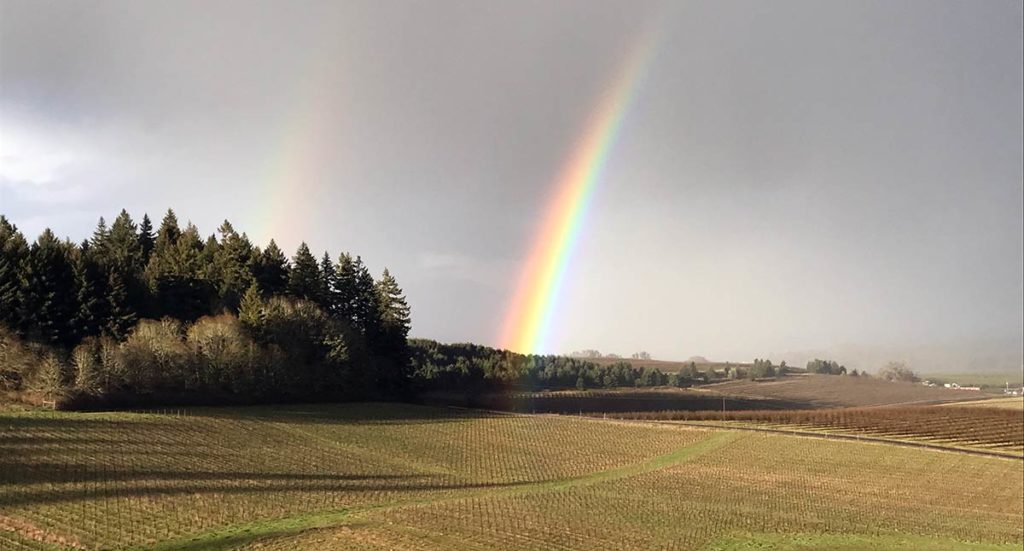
(0, 470, 541, 507)
(194, 402, 503, 425)
(0, 464, 420, 485)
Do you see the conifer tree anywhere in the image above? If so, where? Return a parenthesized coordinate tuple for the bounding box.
(213, 221, 255, 309)
(106, 209, 143, 271)
(138, 214, 155, 264)
(73, 243, 107, 339)
(20, 230, 78, 346)
(145, 210, 181, 286)
(351, 256, 379, 337)
(198, 234, 220, 282)
(156, 209, 181, 248)
(373, 268, 411, 394)
(90, 217, 110, 258)
(334, 252, 359, 326)
(105, 269, 137, 340)
(254, 239, 289, 297)
(238, 282, 265, 331)
(287, 243, 321, 301)
(153, 223, 213, 322)
(319, 251, 338, 313)
(0, 216, 29, 332)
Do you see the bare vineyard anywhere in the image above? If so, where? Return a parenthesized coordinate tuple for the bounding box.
(609, 406, 1024, 454)
(1, 404, 1021, 550)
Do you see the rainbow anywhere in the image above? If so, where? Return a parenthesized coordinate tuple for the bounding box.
(499, 31, 660, 354)
(251, 52, 345, 250)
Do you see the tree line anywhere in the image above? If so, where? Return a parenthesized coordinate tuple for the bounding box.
(0, 210, 410, 407)
(410, 340, 740, 393)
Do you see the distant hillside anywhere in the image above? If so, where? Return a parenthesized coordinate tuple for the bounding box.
(703, 374, 985, 408)
(587, 357, 754, 374)
(774, 335, 1023, 374)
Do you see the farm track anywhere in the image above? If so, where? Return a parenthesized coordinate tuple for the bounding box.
(662, 421, 1024, 461)
(141, 431, 741, 551)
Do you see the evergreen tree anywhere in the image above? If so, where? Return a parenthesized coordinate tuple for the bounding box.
(350, 255, 378, 337)
(319, 251, 338, 313)
(213, 221, 255, 309)
(0, 216, 29, 332)
(20, 230, 78, 346)
(138, 213, 155, 264)
(334, 252, 359, 326)
(145, 210, 178, 282)
(156, 209, 181, 247)
(198, 234, 220, 282)
(287, 243, 321, 301)
(254, 239, 289, 297)
(373, 268, 411, 394)
(238, 282, 265, 331)
(72, 243, 107, 339)
(150, 223, 214, 322)
(105, 209, 148, 317)
(106, 209, 143, 271)
(105, 269, 137, 340)
(90, 217, 110, 260)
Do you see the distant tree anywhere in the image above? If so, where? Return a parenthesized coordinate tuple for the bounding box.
(631, 351, 651, 360)
(850, 368, 860, 377)
(878, 361, 918, 383)
(806, 359, 845, 375)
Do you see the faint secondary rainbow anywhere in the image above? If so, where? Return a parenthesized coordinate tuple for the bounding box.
(499, 30, 661, 354)
(251, 50, 345, 250)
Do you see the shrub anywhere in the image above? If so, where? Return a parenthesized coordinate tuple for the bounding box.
(118, 318, 189, 391)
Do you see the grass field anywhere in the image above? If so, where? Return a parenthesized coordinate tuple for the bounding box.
(1, 403, 1021, 550)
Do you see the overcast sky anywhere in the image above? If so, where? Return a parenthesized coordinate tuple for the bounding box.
(2, 0, 1021, 367)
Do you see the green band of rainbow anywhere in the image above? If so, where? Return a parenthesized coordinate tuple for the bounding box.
(499, 30, 660, 354)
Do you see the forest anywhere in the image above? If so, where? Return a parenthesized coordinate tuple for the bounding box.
(0, 210, 855, 409)
(0, 210, 411, 407)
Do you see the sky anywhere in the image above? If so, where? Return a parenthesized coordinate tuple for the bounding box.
(1, 0, 1022, 370)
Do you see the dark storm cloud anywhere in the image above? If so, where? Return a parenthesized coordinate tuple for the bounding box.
(1, 0, 1021, 369)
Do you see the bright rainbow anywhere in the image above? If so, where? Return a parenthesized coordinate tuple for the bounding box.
(499, 31, 660, 354)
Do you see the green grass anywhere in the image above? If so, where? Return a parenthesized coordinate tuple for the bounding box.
(1, 403, 1021, 550)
